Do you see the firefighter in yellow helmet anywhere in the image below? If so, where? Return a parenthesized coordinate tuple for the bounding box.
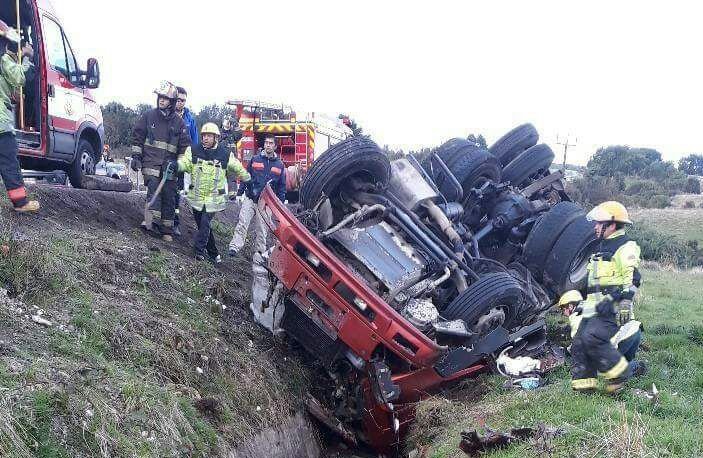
(569, 201, 642, 394)
(177, 122, 250, 263)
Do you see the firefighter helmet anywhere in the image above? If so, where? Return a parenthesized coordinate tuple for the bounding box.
(0, 20, 20, 44)
(558, 290, 583, 307)
(154, 81, 178, 100)
(586, 201, 632, 225)
(200, 122, 221, 137)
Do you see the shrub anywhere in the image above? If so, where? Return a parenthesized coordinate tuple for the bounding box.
(684, 177, 701, 194)
(684, 200, 696, 209)
(629, 224, 701, 267)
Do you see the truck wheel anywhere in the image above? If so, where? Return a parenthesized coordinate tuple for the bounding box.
(502, 144, 555, 188)
(300, 136, 390, 210)
(543, 216, 600, 296)
(446, 148, 501, 197)
(522, 201, 584, 281)
(489, 123, 539, 166)
(435, 138, 471, 169)
(442, 272, 529, 334)
(67, 139, 97, 188)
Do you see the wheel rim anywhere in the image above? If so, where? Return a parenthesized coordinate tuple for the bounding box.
(472, 306, 506, 335)
(81, 149, 95, 176)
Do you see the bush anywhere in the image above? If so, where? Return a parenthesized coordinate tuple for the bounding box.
(629, 224, 701, 267)
(684, 201, 696, 209)
(684, 177, 701, 194)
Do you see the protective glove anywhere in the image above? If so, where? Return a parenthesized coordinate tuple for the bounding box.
(617, 300, 633, 326)
(131, 155, 142, 172)
(162, 160, 178, 180)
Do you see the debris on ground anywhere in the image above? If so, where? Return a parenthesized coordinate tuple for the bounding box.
(306, 395, 358, 446)
(459, 423, 565, 456)
(632, 384, 660, 403)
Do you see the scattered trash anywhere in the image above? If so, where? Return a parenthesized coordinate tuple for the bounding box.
(496, 347, 541, 377)
(305, 395, 358, 446)
(195, 367, 204, 375)
(31, 314, 52, 327)
(503, 376, 542, 391)
(632, 383, 659, 403)
(459, 424, 564, 456)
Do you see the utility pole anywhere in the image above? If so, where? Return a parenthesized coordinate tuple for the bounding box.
(556, 134, 577, 171)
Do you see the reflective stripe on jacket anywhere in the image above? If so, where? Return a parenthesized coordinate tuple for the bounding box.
(132, 108, 191, 169)
(178, 142, 250, 212)
(580, 230, 641, 318)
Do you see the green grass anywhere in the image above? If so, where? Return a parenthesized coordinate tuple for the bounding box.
(630, 207, 703, 246)
(409, 267, 703, 457)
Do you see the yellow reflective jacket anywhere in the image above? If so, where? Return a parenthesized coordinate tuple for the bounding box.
(178, 142, 251, 212)
(0, 53, 25, 134)
(579, 230, 641, 318)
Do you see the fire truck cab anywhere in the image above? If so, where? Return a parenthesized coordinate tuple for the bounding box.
(2, 0, 103, 188)
(228, 100, 352, 200)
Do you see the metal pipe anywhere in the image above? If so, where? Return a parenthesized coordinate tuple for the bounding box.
(320, 204, 385, 238)
(428, 154, 463, 202)
(16, 0, 24, 130)
(425, 201, 464, 259)
(383, 191, 480, 282)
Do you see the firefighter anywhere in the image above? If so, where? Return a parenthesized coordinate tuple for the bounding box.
(177, 122, 251, 263)
(221, 114, 243, 201)
(228, 135, 286, 257)
(569, 201, 642, 394)
(130, 81, 191, 242)
(0, 22, 39, 213)
(173, 86, 198, 237)
(559, 290, 644, 373)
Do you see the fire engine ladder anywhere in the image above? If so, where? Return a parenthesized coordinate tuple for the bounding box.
(294, 124, 309, 170)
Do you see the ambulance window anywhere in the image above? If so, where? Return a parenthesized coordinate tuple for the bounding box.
(41, 17, 68, 77)
(63, 37, 79, 84)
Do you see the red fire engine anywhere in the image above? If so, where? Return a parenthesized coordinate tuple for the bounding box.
(227, 100, 353, 200)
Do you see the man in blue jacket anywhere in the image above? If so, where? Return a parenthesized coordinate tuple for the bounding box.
(228, 135, 286, 257)
(174, 86, 198, 236)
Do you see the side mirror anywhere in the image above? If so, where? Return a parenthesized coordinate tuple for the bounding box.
(85, 58, 100, 89)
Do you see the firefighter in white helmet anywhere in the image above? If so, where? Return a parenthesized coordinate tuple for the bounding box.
(569, 201, 643, 394)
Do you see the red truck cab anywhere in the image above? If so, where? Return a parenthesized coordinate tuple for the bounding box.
(2, 0, 103, 187)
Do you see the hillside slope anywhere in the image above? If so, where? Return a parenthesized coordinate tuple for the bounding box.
(0, 185, 313, 458)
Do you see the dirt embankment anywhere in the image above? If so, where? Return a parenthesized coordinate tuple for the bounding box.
(0, 185, 321, 457)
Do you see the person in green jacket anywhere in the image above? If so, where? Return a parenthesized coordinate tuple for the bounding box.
(569, 201, 642, 394)
(178, 122, 250, 263)
(0, 22, 39, 212)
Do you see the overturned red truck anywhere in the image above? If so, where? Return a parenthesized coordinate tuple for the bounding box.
(256, 125, 597, 454)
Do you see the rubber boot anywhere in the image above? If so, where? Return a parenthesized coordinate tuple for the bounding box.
(13, 200, 40, 213)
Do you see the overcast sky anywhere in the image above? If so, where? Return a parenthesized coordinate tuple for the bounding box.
(55, 0, 702, 164)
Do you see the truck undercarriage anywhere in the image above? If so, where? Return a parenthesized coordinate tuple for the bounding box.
(256, 125, 598, 454)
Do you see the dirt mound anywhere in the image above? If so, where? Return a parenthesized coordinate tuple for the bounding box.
(0, 184, 313, 457)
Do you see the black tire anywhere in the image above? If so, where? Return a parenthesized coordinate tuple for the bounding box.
(442, 272, 529, 333)
(443, 148, 501, 197)
(300, 136, 390, 210)
(422, 138, 471, 189)
(543, 216, 600, 296)
(502, 144, 555, 188)
(67, 139, 97, 188)
(522, 201, 584, 281)
(489, 124, 539, 166)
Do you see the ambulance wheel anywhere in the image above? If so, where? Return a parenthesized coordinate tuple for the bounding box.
(68, 139, 97, 188)
(489, 123, 539, 166)
(300, 136, 390, 210)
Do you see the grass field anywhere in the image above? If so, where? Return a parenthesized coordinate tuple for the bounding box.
(630, 207, 703, 246)
(407, 266, 703, 457)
